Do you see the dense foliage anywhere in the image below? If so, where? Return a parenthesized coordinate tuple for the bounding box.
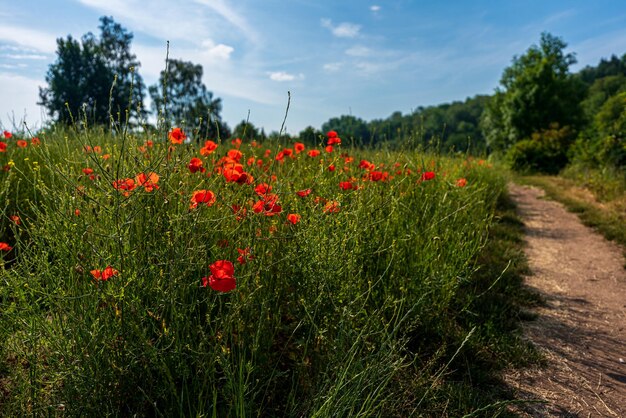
(315, 96, 489, 153)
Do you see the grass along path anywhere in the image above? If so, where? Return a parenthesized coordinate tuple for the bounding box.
(504, 183, 626, 417)
(517, 175, 626, 254)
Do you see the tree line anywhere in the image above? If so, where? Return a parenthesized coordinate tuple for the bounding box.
(40, 18, 626, 174)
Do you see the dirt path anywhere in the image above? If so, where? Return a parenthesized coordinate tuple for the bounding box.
(505, 183, 626, 417)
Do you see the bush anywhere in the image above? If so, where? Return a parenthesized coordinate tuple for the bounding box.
(506, 124, 573, 174)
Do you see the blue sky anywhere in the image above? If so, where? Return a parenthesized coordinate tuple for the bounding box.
(1, 0, 626, 135)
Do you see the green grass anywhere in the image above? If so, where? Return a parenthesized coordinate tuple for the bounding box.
(0, 126, 539, 416)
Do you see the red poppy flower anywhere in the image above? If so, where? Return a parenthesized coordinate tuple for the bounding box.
(93, 146, 102, 154)
(135, 172, 160, 192)
(231, 138, 242, 148)
(421, 171, 436, 181)
(323, 200, 340, 213)
(368, 171, 385, 182)
(296, 188, 312, 197)
(325, 145, 334, 153)
(190, 189, 216, 209)
(294, 142, 305, 153)
(82, 168, 94, 176)
(16, 140, 27, 148)
(339, 181, 355, 190)
(202, 260, 236, 292)
(237, 247, 254, 265)
(254, 183, 272, 196)
(287, 213, 301, 225)
(102, 266, 119, 280)
(307, 149, 320, 157)
(2, 131, 12, 139)
(188, 157, 206, 173)
(200, 140, 218, 156)
(252, 193, 282, 216)
(74, 209, 81, 216)
(10, 215, 20, 225)
(327, 131, 341, 145)
(90, 265, 119, 281)
(328, 164, 336, 172)
(275, 150, 285, 161)
(0, 242, 12, 251)
(0, 142, 6, 152)
(227, 149, 243, 162)
(456, 178, 467, 187)
(168, 127, 186, 144)
(359, 159, 375, 171)
(31, 137, 41, 146)
(112, 178, 136, 196)
(222, 163, 252, 184)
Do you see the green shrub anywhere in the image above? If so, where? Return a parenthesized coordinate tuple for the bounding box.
(506, 124, 573, 174)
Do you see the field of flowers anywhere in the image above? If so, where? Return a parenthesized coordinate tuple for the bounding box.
(0, 126, 516, 416)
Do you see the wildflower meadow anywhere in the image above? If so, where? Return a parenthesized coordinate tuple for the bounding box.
(0, 125, 526, 416)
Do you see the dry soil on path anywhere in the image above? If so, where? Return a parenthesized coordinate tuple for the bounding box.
(505, 183, 626, 417)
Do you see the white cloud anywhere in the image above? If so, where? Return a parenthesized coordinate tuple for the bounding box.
(0, 73, 46, 130)
(0, 25, 57, 53)
(355, 61, 383, 74)
(193, 0, 259, 43)
(0, 63, 28, 69)
(4, 53, 48, 60)
(133, 44, 282, 106)
(200, 39, 234, 60)
(370, 5, 381, 12)
(572, 28, 626, 69)
(76, 0, 211, 43)
(268, 71, 304, 82)
(76, 0, 258, 45)
(345, 46, 371, 57)
(323, 62, 343, 72)
(321, 19, 361, 38)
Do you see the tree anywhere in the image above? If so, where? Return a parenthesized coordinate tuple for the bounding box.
(95, 16, 147, 124)
(39, 17, 146, 127)
(39, 35, 112, 125)
(231, 120, 266, 142)
(577, 53, 626, 85)
(149, 59, 229, 141)
(321, 115, 371, 146)
(481, 32, 585, 153)
(297, 126, 323, 145)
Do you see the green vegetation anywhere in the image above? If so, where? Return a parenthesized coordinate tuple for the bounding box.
(481, 32, 584, 160)
(3, 14, 624, 416)
(0, 126, 539, 416)
(478, 33, 626, 197)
